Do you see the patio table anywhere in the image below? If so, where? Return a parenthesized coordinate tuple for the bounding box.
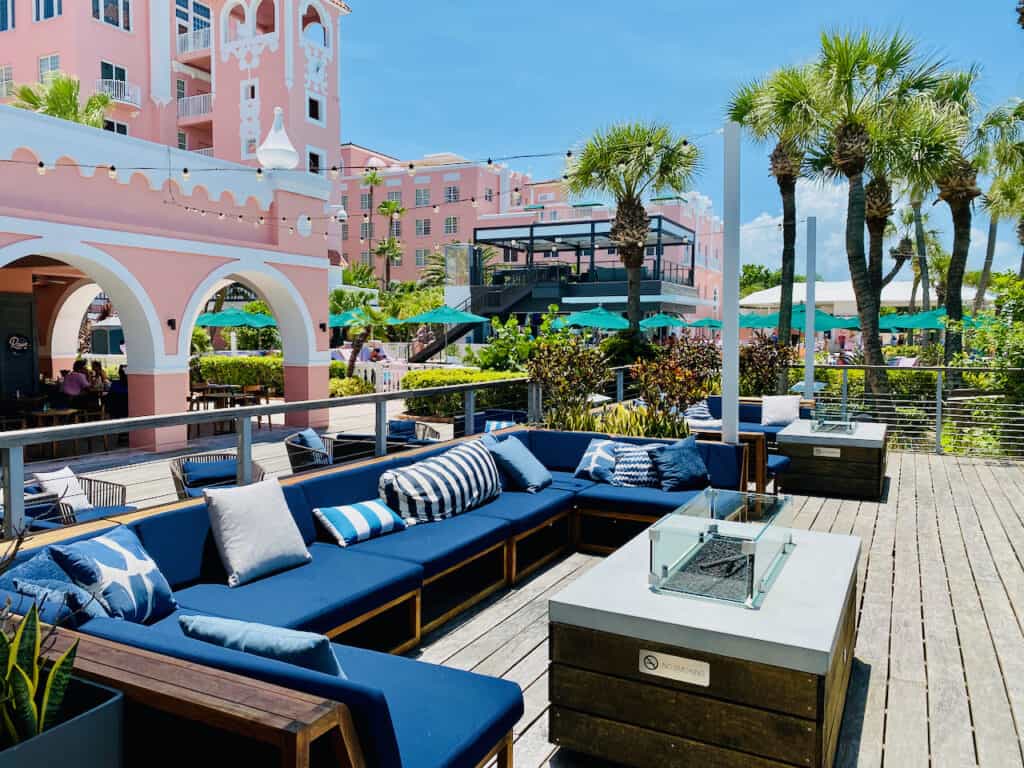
(31, 407, 79, 457)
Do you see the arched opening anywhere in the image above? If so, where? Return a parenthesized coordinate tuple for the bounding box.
(300, 4, 327, 47)
(253, 0, 275, 35)
(224, 2, 248, 42)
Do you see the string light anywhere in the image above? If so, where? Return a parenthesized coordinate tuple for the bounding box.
(181, 167, 190, 179)
(407, 163, 415, 176)
(566, 150, 573, 158)
(471, 197, 478, 208)
(218, 212, 225, 220)
(36, 161, 46, 176)
(237, 214, 244, 222)
(107, 165, 117, 180)
(432, 205, 439, 213)
(288, 226, 295, 234)
(330, 166, 340, 180)
(256, 168, 264, 181)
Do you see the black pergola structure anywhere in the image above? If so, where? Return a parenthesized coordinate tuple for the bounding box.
(472, 214, 697, 286)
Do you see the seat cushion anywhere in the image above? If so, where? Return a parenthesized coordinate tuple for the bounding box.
(548, 471, 596, 493)
(182, 459, 237, 487)
(469, 488, 574, 534)
(767, 454, 792, 476)
(575, 484, 701, 517)
(173, 543, 423, 635)
(333, 644, 523, 768)
(351, 515, 510, 579)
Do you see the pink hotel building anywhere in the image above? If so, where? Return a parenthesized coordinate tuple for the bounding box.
(0, 0, 721, 447)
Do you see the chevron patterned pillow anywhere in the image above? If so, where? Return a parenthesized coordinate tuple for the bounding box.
(611, 444, 661, 488)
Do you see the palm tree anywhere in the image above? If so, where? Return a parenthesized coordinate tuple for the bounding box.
(359, 169, 382, 276)
(329, 288, 387, 377)
(375, 199, 406, 288)
(796, 31, 946, 392)
(565, 122, 700, 333)
(978, 172, 1023, 308)
(11, 73, 111, 127)
(419, 248, 448, 289)
(728, 67, 816, 358)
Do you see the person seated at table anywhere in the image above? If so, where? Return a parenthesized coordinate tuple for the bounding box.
(109, 365, 128, 395)
(369, 346, 387, 362)
(61, 360, 92, 397)
(89, 361, 110, 392)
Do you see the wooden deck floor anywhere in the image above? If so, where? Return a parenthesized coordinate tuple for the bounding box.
(413, 452, 1024, 768)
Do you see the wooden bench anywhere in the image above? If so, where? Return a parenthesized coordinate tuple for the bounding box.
(41, 627, 366, 768)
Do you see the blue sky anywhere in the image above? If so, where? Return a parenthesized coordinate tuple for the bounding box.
(341, 1, 1024, 280)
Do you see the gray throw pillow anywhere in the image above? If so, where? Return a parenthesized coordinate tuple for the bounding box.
(205, 479, 311, 587)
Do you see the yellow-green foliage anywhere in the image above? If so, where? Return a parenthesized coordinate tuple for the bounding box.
(196, 356, 284, 390)
(402, 368, 526, 417)
(329, 377, 376, 397)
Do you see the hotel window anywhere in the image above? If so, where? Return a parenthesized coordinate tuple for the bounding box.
(389, 220, 401, 238)
(607, 247, 617, 255)
(177, 131, 187, 150)
(444, 216, 458, 235)
(341, 223, 349, 241)
(484, 188, 493, 202)
(444, 185, 459, 203)
(360, 251, 372, 266)
(0, 0, 13, 31)
(359, 192, 371, 210)
(34, 0, 61, 21)
(100, 61, 126, 83)
(0, 66, 11, 97)
(176, 0, 210, 32)
(360, 222, 373, 240)
(550, 210, 558, 221)
(176, 78, 186, 100)
(93, 0, 130, 30)
(307, 95, 323, 124)
(415, 249, 428, 267)
(387, 191, 402, 204)
(340, 194, 349, 213)
(415, 188, 430, 206)
(308, 150, 323, 176)
(38, 54, 59, 82)
(415, 219, 431, 236)
(103, 119, 128, 135)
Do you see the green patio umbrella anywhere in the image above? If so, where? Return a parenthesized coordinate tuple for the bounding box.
(329, 307, 382, 328)
(877, 313, 911, 331)
(687, 317, 723, 329)
(565, 306, 630, 331)
(639, 313, 687, 330)
(739, 312, 777, 329)
(900, 308, 947, 331)
(395, 305, 490, 358)
(550, 317, 569, 330)
(196, 308, 277, 328)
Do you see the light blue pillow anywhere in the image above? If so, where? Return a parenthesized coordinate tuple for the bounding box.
(0, 549, 70, 592)
(573, 438, 619, 484)
(295, 428, 326, 453)
(50, 526, 177, 624)
(483, 434, 552, 493)
(179, 615, 343, 677)
(314, 500, 408, 547)
(484, 420, 516, 433)
(13, 578, 109, 625)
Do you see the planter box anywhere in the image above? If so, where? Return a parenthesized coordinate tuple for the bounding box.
(0, 677, 123, 768)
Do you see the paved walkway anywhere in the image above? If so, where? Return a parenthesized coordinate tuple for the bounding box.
(415, 452, 1024, 767)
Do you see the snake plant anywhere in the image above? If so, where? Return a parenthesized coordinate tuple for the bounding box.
(0, 603, 79, 748)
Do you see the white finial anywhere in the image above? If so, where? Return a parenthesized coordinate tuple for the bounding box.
(257, 107, 299, 170)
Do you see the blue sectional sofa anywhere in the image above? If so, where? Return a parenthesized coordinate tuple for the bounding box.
(8, 428, 747, 767)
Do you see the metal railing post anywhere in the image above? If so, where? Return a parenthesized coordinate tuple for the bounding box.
(1, 446, 24, 539)
(615, 369, 625, 402)
(374, 400, 388, 457)
(935, 371, 944, 455)
(464, 389, 477, 436)
(840, 368, 849, 421)
(527, 382, 543, 424)
(235, 416, 253, 486)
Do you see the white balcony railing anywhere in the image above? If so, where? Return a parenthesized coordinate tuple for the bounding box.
(191, 147, 214, 157)
(176, 27, 212, 56)
(95, 79, 141, 107)
(177, 92, 213, 120)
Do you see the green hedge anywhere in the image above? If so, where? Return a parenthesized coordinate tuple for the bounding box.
(402, 368, 527, 417)
(329, 377, 376, 397)
(330, 361, 347, 379)
(196, 356, 284, 390)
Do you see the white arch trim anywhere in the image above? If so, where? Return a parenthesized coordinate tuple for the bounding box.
(299, 0, 331, 47)
(46, 280, 102, 359)
(180, 261, 328, 367)
(0, 237, 165, 373)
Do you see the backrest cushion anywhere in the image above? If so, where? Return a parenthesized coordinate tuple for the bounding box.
(205, 479, 312, 588)
(182, 459, 237, 487)
(130, 502, 223, 589)
(33, 466, 91, 511)
(573, 438, 619, 482)
(50, 526, 177, 624)
(179, 614, 343, 677)
(294, 428, 326, 453)
(611, 444, 660, 488)
(761, 395, 801, 426)
(379, 439, 501, 522)
(696, 442, 746, 490)
(299, 459, 402, 512)
(314, 500, 408, 547)
(387, 419, 416, 438)
(482, 433, 552, 493)
(650, 436, 711, 492)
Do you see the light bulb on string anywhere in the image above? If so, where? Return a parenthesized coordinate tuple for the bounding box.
(107, 165, 117, 180)
(218, 212, 225, 221)
(258, 216, 265, 225)
(256, 168, 264, 181)
(288, 226, 295, 235)
(37, 161, 46, 176)
(471, 197, 478, 209)
(182, 167, 190, 180)
(200, 210, 207, 217)
(566, 149, 573, 158)
(323, 231, 329, 240)
(407, 163, 415, 176)
(432, 205, 439, 214)
(238, 214, 245, 222)
(330, 166, 340, 180)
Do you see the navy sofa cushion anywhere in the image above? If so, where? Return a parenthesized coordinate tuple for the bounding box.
(575, 484, 702, 516)
(182, 459, 238, 487)
(547, 471, 596, 493)
(352, 515, 510, 579)
(294, 428, 326, 453)
(173, 543, 422, 635)
(469, 487, 575, 534)
(767, 453, 792, 477)
(298, 458, 402, 512)
(482, 433, 552, 493)
(650, 437, 710, 492)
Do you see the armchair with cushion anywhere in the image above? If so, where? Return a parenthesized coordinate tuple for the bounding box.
(170, 452, 267, 500)
(24, 475, 135, 531)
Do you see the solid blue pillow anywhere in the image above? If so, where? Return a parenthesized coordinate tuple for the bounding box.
(13, 578, 110, 625)
(50, 526, 177, 624)
(388, 419, 416, 438)
(179, 614, 343, 677)
(650, 436, 710, 492)
(0, 549, 69, 591)
(182, 459, 238, 487)
(483, 434, 552, 493)
(294, 428, 326, 453)
(573, 438, 619, 484)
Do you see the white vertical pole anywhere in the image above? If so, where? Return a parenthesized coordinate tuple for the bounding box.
(804, 216, 817, 401)
(721, 122, 741, 445)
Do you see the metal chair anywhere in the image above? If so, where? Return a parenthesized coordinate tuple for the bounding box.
(58, 476, 129, 525)
(170, 451, 267, 501)
(284, 432, 339, 474)
(243, 384, 270, 430)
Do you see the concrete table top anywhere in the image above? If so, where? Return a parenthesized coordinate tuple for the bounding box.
(549, 526, 860, 675)
(778, 419, 888, 449)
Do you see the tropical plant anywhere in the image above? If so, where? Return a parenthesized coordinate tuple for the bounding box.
(195, 355, 284, 390)
(225, 300, 280, 350)
(738, 264, 810, 299)
(564, 122, 701, 332)
(632, 334, 721, 411)
(594, 403, 690, 439)
(466, 317, 536, 372)
(328, 289, 388, 377)
(418, 248, 448, 288)
(190, 326, 211, 355)
(340, 264, 378, 289)
(359, 169, 383, 278)
(728, 65, 818, 354)
(375, 199, 406, 288)
(328, 376, 376, 398)
(599, 333, 655, 367)
(739, 332, 797, 396)
(11, 73, 111, 128)
(527, 333, 609, 425)
(378, 283, 443, 342)
(401, 369, 526, 417)
(978, 169, 1024, 310)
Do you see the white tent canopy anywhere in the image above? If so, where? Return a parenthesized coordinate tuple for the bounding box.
(740, 280, 987, 315)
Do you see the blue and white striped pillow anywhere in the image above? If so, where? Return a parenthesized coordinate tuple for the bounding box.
(314, 500, 409, 547)
(685, 400, 713, 420)
(378, 439, 502, 523)
(484, 420, 516, 433)
(611, 444, 661, 488)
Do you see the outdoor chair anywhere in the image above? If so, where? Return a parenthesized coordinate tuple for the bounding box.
(242, 384, 270, 430)
(58, 476, 130, 525)
(170, 451, 267, 500)
(284, 431, 341, 474)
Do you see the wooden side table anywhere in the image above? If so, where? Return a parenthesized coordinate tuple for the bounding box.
(777, 420, 888, 500)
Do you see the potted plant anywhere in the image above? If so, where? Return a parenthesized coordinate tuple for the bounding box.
(0, 535, 123, 766)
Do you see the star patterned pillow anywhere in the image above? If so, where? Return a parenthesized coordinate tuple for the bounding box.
(573, 438, 620, 484)
(50, 526, 177, 624)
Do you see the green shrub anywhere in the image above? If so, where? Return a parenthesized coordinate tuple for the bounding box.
(196, 355, 284, 390)
(329, 377, 376, 397)
(402, 368, 526, 417)
(600, 332, 655, 367)
(330, 360, 347, 379)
